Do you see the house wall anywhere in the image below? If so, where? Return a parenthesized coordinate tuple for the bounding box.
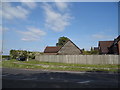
(35, 55, 120, 65)
(57, 41, 82, 55)
(118, 41, 120, 55)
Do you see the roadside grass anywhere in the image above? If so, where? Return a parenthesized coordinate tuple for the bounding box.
(2, 59, 120, 72)
(21, 59, 119, 68)
(2, 59, 44, 69)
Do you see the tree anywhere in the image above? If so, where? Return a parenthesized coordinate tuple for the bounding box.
(10, 50, 19, 59)
(56, 36, 69, 46)
(90, 47, 94, 51)
(10, 50, 28, 60)
(82, 49, 99, 55)
(10, 50, 37, 61)
(82, 48, 85, 51)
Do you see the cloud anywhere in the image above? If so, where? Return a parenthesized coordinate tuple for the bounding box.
(21, 2, 37, 9)
(42, 3, 72, 32)
(19, 0, 36, 2)
(92, 34, 106, 39)
(2, 27, 9, 31)
(0, 27, 9, 35)
(18, 27, 46, 41)
(92, 34, 114, 39)
(54, 2, 68, 12)
(2, 2, 30, 20)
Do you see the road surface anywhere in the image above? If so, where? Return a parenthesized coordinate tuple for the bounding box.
(2, 68, 119, 88)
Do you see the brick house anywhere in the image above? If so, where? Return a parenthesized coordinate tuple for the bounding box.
(98, 35, 120, 55)
(44, 39, 82, 55)
(108, 35, 120, 54)
(98, 41, 114, 54)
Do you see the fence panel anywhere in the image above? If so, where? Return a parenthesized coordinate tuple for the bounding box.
(35, 55, 120, 64)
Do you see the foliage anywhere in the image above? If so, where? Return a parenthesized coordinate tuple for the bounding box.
(56, 36, 69, 46)
(82, 48, 85, 51)
(10, 50, 28, 59)
(90, 47, 94, 51)
(28, 53, 35, 59)
(10, 50, 18, 59)
(82, 50, 99, 55)
(82, 51, 92, 55)
(82, 47, 99, 55)
(90, 50, 99, 54)
(10, 50, 40, 60)
(2, 55, 10, 58)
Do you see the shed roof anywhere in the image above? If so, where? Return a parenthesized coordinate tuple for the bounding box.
(44, 46, 61, 53)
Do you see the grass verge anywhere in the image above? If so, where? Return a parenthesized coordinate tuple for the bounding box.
(2, 59, 120, 72)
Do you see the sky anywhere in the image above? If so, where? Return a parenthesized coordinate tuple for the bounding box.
(1, 1, 119, 55)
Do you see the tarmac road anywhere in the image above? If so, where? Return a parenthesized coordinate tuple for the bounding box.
(2, 68, 120, 88)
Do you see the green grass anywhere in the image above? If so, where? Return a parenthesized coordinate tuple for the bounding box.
(2, 59, 44, 69)
(21, 59, 119, 68)
(2, 59, 120, 72)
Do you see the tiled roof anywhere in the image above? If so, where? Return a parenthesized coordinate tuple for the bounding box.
(44, 46, 61, 53)
(114, 35, 120, 45)
(99, 41, 114, 54)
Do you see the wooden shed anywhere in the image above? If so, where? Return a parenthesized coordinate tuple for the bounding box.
(44, 40, 82, 55)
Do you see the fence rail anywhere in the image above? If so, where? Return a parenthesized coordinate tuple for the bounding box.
(35, 55, 120, 64)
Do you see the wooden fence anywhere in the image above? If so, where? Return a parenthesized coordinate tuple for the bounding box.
(35, 55, 120, 64)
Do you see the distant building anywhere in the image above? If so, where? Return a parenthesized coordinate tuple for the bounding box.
(98, 41, 114, 54)
(94, 47, 99, 51)
(44, 40, 82, 55)
(98, 35, 120, 55)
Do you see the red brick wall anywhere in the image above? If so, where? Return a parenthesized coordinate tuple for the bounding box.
(118, 41, 120, 55)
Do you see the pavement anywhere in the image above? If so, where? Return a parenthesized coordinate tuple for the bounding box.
(1, 68, 120, 88)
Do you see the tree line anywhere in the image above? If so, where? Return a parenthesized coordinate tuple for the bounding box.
(10, 50, 43, 60)
(81, 47, 99, 55)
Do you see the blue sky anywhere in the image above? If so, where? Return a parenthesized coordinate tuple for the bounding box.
(1, 2, 118, 54)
